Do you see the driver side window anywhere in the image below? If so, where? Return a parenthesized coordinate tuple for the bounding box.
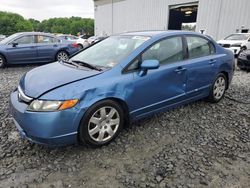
(126, 36, 184, 71)
(13, 35, 35, 45)
(142, 37, 184, 65)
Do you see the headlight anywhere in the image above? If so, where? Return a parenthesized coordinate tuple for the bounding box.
(231, 43, 242, 47)
(27, 99, 78, 112)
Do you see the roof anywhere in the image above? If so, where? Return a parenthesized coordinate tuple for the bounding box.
(119, 30, 198, 38)
(17, 32, 56, 37)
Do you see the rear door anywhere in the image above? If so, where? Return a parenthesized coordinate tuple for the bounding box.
(36, 35, 61, 62)
(6, 35, 37, 64)
(184, 35, 219, 97)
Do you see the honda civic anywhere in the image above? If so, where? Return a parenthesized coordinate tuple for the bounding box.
(10, 31, 234, 147)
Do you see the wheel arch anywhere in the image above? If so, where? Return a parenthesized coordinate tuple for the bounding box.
(0, 52, 7, 62)
(76, 97, 130, 144)
(219, 71, 229, 90)
(83, 97, 130, 125)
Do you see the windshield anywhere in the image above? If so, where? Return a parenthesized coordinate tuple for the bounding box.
(0, 33, 20, 44)
(224, 34, 250, 40)
(71, 35, 150, 68)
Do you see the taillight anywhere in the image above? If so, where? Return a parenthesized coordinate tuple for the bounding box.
(72, 43, 79, 48)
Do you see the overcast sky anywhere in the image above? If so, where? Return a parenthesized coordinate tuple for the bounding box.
(0, 0, 94, 21)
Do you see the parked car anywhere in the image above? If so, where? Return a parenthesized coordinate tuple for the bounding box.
(87, 36, 108, 45)
(79, 34, 91, 40)
(58, 34, 89, 49)
(0, 34, 6, 41)
(238, 50, 250, 70)
(0, 32, 79, 68)
(217, 33, 250, 56)
(10, 31, 234, 147)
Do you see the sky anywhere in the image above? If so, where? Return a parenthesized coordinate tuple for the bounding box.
(0, 0, 94, 21)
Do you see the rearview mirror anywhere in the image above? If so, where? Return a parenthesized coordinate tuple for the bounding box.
(139, 60, 160, 77)
(12, 42, 18, 47)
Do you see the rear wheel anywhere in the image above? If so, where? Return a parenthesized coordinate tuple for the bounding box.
(56, 51, 69, 61)
(0, 54, 6, 68)
(79, 100, 124, 147)
(207, 73, 227, 103)
(78, 44, 83, 49)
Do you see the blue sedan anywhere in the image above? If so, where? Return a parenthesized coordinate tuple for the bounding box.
(0, 32, 79, 68)
(10, 31, 234, 147)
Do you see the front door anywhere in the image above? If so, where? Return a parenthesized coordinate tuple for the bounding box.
(6, 35, 37, 64)
(127, 36, 188, 118)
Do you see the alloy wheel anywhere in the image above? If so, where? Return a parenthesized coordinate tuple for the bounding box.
(213, 76, 226, 100)
(57, 51, 69, 61)
(0, 56, 4, 67)
(88, 106, 120, 142)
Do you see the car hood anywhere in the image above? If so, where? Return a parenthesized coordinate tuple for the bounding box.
(217, 40, 244, 45)
(19, 62, 102, 98)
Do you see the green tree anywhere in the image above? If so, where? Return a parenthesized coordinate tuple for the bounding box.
(0, 11, 95, 36)
(37, 17, 94, 36)
(28, 18, 40, 31)
(0, 11, 33, 35)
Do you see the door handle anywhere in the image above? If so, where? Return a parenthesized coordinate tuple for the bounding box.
(209, 59, 217, 65)
(174, 67, 186, 73)
(53, 45, 58, 47)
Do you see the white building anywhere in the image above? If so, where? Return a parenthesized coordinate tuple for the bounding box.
(94, 0, 250, 40)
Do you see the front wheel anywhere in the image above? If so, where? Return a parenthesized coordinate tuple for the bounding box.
(56, 51, 69, 61)
(207, 73, 227, 103)
(79, 100, 124, 147)
(0, 54, 6, 68)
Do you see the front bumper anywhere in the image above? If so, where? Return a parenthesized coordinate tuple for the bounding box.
(237, 58, 250, 69)
(10, 91, 80, 146)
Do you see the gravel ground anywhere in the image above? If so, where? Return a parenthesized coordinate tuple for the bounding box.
(0, 65, 249, 188)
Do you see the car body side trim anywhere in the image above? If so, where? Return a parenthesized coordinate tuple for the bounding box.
(50, 132, 78, 139)
(130, 84, 211, 115)
(130, 93, 186, 115)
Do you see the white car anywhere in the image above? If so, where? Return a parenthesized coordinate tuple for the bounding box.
(58, 34, 89, 49)
(0, 34, 6, 41)
(217, 33, 250, 56)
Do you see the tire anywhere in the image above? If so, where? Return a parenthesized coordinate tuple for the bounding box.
(79, 100, 124, 147)
(78, 44, 83, 49)
(56, 51, 69, 61)
(207, 73, 227, 103)
(0, 54, 6, 68)
(239, 67, 247, 71)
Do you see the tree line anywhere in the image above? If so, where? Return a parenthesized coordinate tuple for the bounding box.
(0, 11, 94, 36)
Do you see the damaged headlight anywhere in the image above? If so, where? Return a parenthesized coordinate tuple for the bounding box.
(27, 99, 78, 112)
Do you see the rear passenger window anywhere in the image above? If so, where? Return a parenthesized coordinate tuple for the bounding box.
(37, 35, 57, 44)
(142, 37, 184, 65)
(186, 36, 215, 59)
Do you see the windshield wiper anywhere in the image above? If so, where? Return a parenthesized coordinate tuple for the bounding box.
(71, 60, 102, 71)
(61, 60, 79, 68)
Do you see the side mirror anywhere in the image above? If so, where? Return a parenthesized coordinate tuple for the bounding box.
(12, 42, 18, 47)
(139, 60, 160, 77)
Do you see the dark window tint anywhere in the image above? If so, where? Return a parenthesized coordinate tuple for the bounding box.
(187, 36, 215, 59)
(14, 35, 35, 44)
(37, 35, 58, 43)
(142, 37, 184, 65)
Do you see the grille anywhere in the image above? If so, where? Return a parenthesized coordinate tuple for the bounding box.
(220, 44, 231, 48)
